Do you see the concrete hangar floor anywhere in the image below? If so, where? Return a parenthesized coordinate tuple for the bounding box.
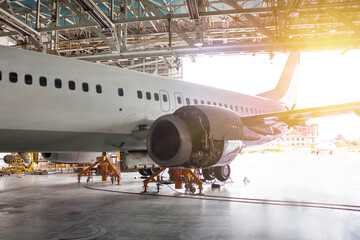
(1, 149, 360, 240)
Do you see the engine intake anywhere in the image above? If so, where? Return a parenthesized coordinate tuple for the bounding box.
(147, 106, 244, 168)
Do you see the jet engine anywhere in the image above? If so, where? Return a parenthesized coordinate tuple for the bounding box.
(41, 152, 99, 164)
(147, 106, 244, 168)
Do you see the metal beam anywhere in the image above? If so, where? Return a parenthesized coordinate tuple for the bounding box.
(64, 0, 119, 52)
(74, 0, 114, 29)
(25, 5, 359, 33)
(35, 0, 40, 29)
(91, 26, 118, 52)
(0, 8, 44, 51)
(222, 0, 276, 40)
(73, 37, 360, 61)
(0, 30, 17, 36)
(72, 0, 120, 52)
(139, 0, 194, 45)
(290, 0, 304, 9)
(125, 59, 163, 69)
(329, 9, 360, 37)
(185, 0, 199, 20)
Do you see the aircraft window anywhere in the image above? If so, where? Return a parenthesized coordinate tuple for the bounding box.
(96, 84, 102, 94)
(207, 101, 211, 105)
(250, 108, 253, 114)
(186, 98, 190, 105)
(201, 100, 204, 104)
(241, 106, 244, 112)
(194, 99, 198, 104)
(9, 72, 17, 83)
(118, 88, 124, 96)
(235, 106, 238, 111)
(224, 104, 228, 108)
(55, 78, 62, 89)
(137, 91, 143, 99)
(0, 71, 2, 80)
(154, 93, 159, 101)
(177, 96, 182, 104)
(219, 103, 222, 107)
(162, 94, 168, 102)
(255, 109, 258, 114)
(82, 82, 89, 92)
(213, 102, 217, 106)
(230, 105, 233, 110)
(39, 77, 47, 87)
(245, 107, 248, 113)
(25, 74, 32, 85)
(68, 81, 76, 90)
(146, 92, 151, 100)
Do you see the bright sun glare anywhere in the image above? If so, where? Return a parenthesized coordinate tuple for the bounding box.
(183, 50, 360, 140)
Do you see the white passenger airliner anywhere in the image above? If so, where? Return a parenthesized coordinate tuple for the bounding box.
(1, 46, 359, 181)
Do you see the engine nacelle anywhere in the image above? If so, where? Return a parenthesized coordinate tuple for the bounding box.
(41, 152, 99, 164)
(3, 155, 12, 164)
(147, 106, 244, 168)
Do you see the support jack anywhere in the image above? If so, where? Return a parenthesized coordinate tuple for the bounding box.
(143, 168, 203, 194)
(78, 155, 121, 185)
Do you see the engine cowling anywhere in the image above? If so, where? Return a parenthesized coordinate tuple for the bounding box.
(121, 152, 160, 170)
(41, 152, 99, 164)
(147, 106, 244, 168)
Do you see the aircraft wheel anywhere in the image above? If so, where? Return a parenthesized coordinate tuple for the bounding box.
(152, 167, 160, 173)
(214, 165, 231, 182)
(190, 185, 196, 194)
(202, 168, 215, 181)
(144, 168, 154, 176)
(138, 169, 148, 176)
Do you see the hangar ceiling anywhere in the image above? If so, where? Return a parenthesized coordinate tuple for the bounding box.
(0, 0, 359, 78)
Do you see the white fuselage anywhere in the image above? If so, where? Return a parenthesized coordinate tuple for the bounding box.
(0, 46, 286, 152)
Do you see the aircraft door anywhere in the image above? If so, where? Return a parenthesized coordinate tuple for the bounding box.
(174, 92, 184, 109)
(159, 90, 170, 112)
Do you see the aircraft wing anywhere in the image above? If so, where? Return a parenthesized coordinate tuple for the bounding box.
(240, 101, 360, 127)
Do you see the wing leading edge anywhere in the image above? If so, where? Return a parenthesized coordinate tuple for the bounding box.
(241, 101, 360, 127)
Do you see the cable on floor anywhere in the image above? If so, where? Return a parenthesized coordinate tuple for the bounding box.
(84, 184, 360, 212)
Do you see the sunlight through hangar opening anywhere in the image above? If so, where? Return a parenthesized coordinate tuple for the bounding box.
(182, 50, 360, 139)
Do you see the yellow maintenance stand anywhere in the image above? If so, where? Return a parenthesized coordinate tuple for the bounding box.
(143, 168, 203, 194)
(77, 154, 121, 185)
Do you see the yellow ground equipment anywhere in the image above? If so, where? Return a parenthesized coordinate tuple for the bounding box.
(1, 153, 34, 176)
(77, 155, 121, 184)
(143, 168, 203, 194)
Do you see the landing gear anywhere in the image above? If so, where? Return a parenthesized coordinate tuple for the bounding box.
(214, 165, 231, 182)
(138, 169, 148, 176)
(202, 167, 215, 181)
(138, 168, 161, 177)
(144, 168, 154, 176)
(202, 165, 231, 182)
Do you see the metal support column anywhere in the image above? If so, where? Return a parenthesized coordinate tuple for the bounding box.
(36, 0, 41, 30)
